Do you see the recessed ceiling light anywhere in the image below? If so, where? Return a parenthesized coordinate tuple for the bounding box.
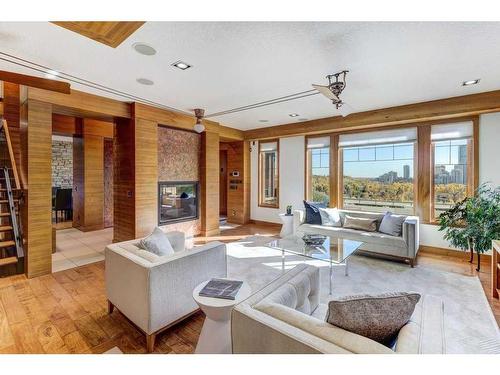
(136, 78, 154, 86)
(172, 61, 192, 70)
(259, 120, 269, 123)
(45, 70, 59, 79)
(289, 113, 299, 117)
(133, 43, 157, 56)
(462, 79, 480, 86)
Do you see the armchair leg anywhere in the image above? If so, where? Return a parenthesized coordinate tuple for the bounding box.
(409, 258, 415, 268)
(107, 300, 114, 314)
(146, 333, 156, 353)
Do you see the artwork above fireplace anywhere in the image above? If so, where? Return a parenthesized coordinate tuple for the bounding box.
(158, 181, 199, 225)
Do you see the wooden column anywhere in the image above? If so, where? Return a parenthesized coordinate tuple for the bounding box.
(20, 100, 52, 278)
(113, 111, 158, 242)
(134, 118, 158, 238)
(416, 126, 431, 223)
(113, 117, 135, 242)
(200, 131, 220, 236)
(73, 119, 107, 231)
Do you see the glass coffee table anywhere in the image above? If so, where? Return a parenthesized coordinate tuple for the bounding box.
(267, 235, 363, 294)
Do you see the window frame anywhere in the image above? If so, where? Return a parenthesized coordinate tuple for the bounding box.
(258, 139, 280, 208)
(304, 134, 333, 206)
(429, 119, 478, 223)
(339, 139, 417, 215)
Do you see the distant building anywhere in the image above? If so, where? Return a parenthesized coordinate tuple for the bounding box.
(378, 171, 398, 184)
(434, 165, 450, 184)
(403, 165, 410, 180)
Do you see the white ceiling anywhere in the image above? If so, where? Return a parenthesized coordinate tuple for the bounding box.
(1, 22, 499, 130)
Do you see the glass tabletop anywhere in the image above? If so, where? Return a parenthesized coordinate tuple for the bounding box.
(267, 235, 363, 264)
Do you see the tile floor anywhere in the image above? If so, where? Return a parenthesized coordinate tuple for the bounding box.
(52, 227, 113, 272)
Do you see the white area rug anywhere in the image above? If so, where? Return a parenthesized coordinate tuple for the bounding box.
(226, 235, 500, 354)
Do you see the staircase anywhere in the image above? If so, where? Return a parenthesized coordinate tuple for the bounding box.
(0, 118, 24, 277)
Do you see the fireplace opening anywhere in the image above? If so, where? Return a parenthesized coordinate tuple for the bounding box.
(158, 181, 199, 225)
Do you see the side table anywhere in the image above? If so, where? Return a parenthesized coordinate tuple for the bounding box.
(279, 213, 294, 237)
(193, 280, 252, 354)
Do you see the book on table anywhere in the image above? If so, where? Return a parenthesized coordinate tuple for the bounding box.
(199, 278, 243, 300)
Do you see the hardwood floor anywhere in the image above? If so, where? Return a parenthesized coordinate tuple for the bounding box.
(0, 222, 498, 354)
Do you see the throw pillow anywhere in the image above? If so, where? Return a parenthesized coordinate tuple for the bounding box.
(379, 212, 406, 237)
(326, 292, 421, 345)
(343, 215, 377, 232)
(303, 201, 326, 225)
(139, 227, 175, 256)
(318, 207, 342, 227)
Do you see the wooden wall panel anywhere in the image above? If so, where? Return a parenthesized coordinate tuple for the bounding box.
(225, 141, 250, 225)
(113, 118, 135, 242)
(20, 100, 52, 278)
(3, 83, 21, 177)
(72, 133, 84, 228)
(200, 132, 220, 236)
(134, 118, 158, 238)
(83, 134, 104, 231)
(104, 139, 114, 228)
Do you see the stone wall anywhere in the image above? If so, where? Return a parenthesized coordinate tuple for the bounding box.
(52, 137, 73, 188)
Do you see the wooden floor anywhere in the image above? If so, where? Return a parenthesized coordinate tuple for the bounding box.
(0, 222, 498, 354)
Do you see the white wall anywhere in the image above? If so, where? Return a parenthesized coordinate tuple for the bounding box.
(251, 114, 500, 250)
(250, 136, 305, 224)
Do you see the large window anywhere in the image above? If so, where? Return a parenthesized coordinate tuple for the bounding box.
(258, 140, 279, 207)
(432, 122, 473, 219)
(306, 136, 330, 206)
(340, 128, 416, 215)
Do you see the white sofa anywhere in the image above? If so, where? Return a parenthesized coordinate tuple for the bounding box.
(232, 264, 445, 354)
(294, 209, 420, 266)
(105, 231, 227, 352)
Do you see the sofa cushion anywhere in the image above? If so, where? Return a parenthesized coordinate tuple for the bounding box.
(318, 207, 342, 227)
(343, 215, 377, 232)
(326, 292, 421, 346)
(139, 227, 175, 256)
(379, 212, 406, 237)
(299, 224, 407, 249)
(303, 201, 325, 225)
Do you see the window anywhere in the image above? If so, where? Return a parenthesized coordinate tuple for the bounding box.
(258, 140, 279, 207)
(339, 128, 416, 215)
(431, 122, 473, 219)
(306, 136, 330, 206)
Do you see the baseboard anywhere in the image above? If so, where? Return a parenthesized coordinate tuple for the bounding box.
(249, 219, 281, 226)
(419, 245, 491, 263)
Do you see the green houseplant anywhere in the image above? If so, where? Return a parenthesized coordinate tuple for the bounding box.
(438, 183, 500, 271)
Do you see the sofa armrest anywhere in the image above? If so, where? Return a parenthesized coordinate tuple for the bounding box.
(402, 216, 419, 258)
(105, 246, 151, 333)
(148, 241, 227, 333)
(293, 209, 305, 234)
(165, 230, 186, 252)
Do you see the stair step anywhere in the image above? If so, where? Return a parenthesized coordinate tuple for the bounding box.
(0, 240, 15, 248)
(0, 199, 18, 204)
(0, 225, 13, 232)
(0, 256, 17, 266)
(0, 212, 16, 217)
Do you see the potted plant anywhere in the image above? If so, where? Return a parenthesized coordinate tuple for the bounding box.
(438, 183, 500, 271)
(286, 205, 292, 215)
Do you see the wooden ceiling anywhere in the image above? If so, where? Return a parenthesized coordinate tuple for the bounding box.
(51, 22, 145, 48)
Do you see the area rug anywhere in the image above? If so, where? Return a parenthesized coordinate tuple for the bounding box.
(225, 235, 500, 354)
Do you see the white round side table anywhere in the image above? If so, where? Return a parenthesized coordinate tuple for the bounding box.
(193, 280, 252, 354)
(279, 213, 294, 237)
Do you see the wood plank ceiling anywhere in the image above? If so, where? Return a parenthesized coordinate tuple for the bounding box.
(51, 22, 145, 48)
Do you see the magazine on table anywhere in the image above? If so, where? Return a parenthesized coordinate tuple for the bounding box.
(199, 278, 243, 300)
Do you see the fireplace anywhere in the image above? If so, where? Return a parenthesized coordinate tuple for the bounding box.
(158, 181, 199, 225)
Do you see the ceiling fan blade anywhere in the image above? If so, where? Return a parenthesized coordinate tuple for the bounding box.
(338, 102, 354, 117)
(312, 84, 339, 101)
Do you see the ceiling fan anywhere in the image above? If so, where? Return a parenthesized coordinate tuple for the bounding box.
(312, 70, 353, 117)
